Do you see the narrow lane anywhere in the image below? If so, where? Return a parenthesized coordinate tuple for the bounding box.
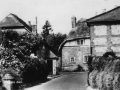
(25, 72, 88, 90)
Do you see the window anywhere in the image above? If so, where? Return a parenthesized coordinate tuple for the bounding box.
(83, 55, 88, 63)
(70, 57, 76, 63)
(77, 39, 84, 45)
(80, 39, 84, 45)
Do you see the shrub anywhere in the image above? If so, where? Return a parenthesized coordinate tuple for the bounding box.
(21, 58, 48, 83)
(113, 73, 120, 90)
(103, 72, 114, 90)
(0, 30, 49, 84)
(89, 70, 98, 89)
(88, 51, 120, 90)
(91, 56, 108, 71)
(96, 71, 106, 90)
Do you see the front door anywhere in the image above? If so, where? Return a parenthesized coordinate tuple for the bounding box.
(47, 60, 53, 75)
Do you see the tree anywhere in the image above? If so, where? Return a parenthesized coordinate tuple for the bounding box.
(42, 21, 66, 53)
(0, 30, 49, 83)
(68, 18, 89, 38)
(42, 20, 53, 40)
(44, 33, 66, 53)
(53, 33, 66, 52)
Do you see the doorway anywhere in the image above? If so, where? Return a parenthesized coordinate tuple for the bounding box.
(47, 60, 53, 75)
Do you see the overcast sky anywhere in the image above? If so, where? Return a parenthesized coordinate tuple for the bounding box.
(0, 0, 120, 34)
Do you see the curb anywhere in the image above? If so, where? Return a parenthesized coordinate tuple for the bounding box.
(86, 86, 99, 90)
(47, 74, 64, 79)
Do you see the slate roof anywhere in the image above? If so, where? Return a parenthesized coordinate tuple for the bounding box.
(86, 6, 120, 24)
(0, 13, 32, 32)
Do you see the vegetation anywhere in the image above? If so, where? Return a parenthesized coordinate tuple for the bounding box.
(68, 18, 89, 38)
(46, 33, 66, 53)
(42, 20, 67, 53)
(0, 30, 48, 83)
(88, 52, 120, 90)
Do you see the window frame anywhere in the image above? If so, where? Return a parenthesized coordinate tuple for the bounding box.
(70, 57, 76, 63)
(77, 39, 84, 45)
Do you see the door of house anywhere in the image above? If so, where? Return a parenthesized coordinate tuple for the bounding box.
(47, 60, 53, 75)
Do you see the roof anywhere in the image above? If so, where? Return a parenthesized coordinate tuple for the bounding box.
(0, 13, 32, 32)
(58, 36, 90, 55)
(43, 40, 59, 58)
(86, 6, 120, 24)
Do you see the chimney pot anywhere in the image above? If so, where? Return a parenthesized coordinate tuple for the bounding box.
(28, 21, 31, 26)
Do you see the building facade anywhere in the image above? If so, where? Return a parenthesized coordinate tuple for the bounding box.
(87, 6, 120, 56)
(59, 37, 90, 71)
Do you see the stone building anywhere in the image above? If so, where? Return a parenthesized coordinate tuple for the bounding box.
(59, 36, 90, 71)
(87, 6, 120, 56)
(58, 16, 90, 71)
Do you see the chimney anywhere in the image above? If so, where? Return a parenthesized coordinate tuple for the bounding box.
(28, 21, 31, 27)
(31, 25, 37, 35)
(71, 16, 76, 28)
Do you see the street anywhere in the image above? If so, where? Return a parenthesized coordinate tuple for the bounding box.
(25, 72, 88, 90)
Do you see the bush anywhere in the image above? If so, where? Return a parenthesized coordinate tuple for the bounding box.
(96, 71, 106, 90)
(104, 72, 114, 90)
(21, 58, 48, 83)
(88, 52, 120, 90)
(0, 30, 49, 84)
(113, 73, 120, 90)
(89, 70, 98, 89)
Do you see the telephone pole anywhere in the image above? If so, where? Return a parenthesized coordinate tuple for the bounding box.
(36, 17, 38, 35)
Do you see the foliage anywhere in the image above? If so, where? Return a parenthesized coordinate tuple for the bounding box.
(103, 51, 116, 58)
(0, 30, 48, 83)
(21, 58, 48, 83)
(46, 33, 66, 53)
(68, 18, 89, 38)
(89, 70, 98, 89)
(113, 73, 120, 90)
(88, 52, 120, 90)
(91, 57, 109, 71)
(42, 20, 66, 53)
(42, 20, 53, 39)
(91, 51, 117, 71)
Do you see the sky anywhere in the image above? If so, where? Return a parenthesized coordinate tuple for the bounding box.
(0, 0, 120, 34)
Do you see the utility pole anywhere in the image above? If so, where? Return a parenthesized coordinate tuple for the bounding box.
(36, 17, 38, 35)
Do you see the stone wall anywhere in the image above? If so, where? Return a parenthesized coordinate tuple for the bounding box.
(91, 24, 120, 56)
(62, 46, 90, 71)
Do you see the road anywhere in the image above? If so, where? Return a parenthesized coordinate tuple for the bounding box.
(25, 72, 88, 90)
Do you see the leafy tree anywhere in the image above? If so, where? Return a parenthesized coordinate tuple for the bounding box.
(45, 33, 66, 53)
(42, 20, 53, 39)
(0, 30, 48, 83)
(53, 33, 66, 52)
(68, 18, 89, 38)
(42, 20, 66, 53)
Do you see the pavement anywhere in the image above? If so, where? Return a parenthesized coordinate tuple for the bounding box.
(25, 72, 88, 90)
(86, 86, 98, 90)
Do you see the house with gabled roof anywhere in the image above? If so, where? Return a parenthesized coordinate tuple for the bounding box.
(0, 13, 32, 33)
(58, 16, 90, 71)
(0, 13, 59, 75)
(87, 6, 120, 56)
(59, 36, 90, 71)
